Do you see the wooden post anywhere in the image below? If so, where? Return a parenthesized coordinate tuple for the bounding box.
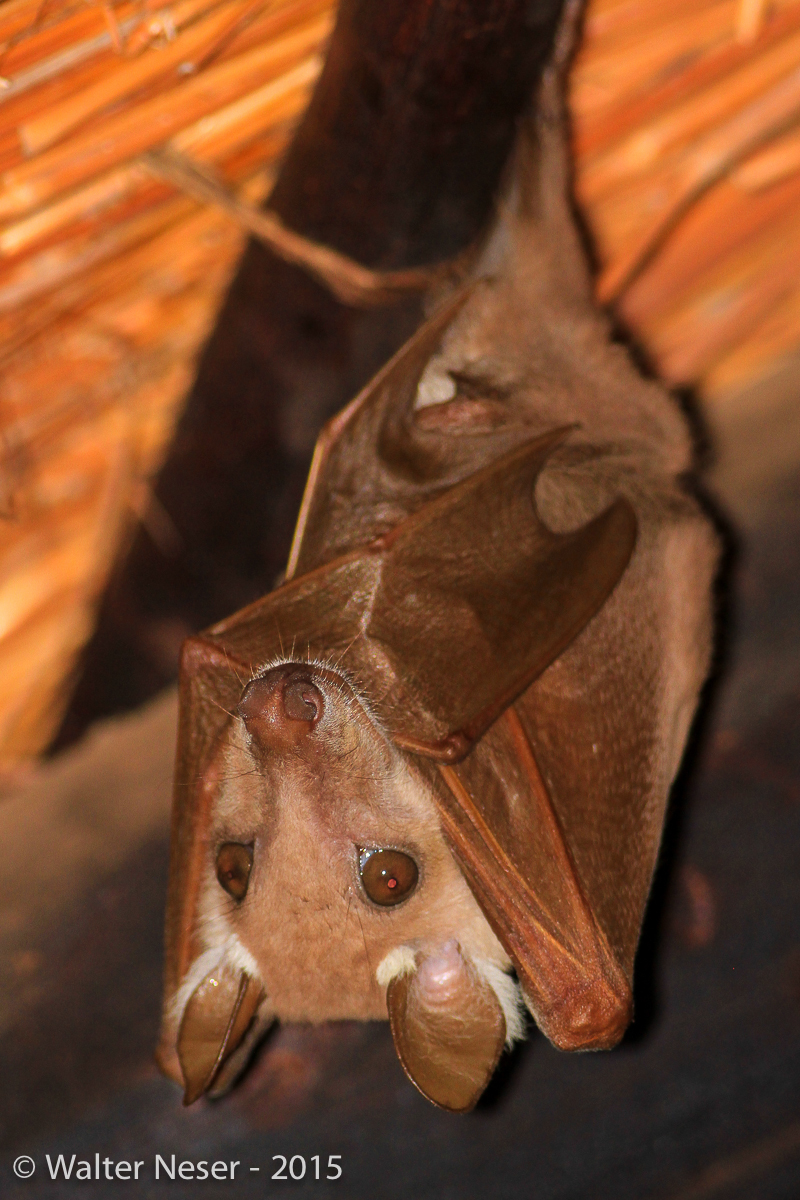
(56, 0, 565, 745)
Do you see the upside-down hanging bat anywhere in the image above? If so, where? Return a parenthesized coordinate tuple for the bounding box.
(156, 21, 719, 1114)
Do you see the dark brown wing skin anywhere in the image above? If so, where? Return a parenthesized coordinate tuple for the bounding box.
(285, 289, 474, 578)
(425, 488, 716, 1051)
(433, 709, 632, 1050)
(176, 429, 635, 762)
(366, 432, 636, 757)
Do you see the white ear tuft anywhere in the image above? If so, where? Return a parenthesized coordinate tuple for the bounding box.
(415, 361, 457, 410)
(172, 935, 262, 1025)
(471, 958, 528, 1047)
(376, 944, 418, 987)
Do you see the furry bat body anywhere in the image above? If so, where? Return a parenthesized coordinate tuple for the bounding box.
(157, 35, 718, 1113)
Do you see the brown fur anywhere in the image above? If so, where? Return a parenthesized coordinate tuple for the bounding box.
(200, 671, 508, 1025)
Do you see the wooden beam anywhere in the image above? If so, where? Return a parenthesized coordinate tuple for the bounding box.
(269, 0, 565, 266)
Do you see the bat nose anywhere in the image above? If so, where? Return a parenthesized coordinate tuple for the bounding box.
(238, 666, 324, 752)
(283, 677, 323, 720)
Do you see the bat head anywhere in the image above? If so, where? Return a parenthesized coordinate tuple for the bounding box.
(211, 662, 508, 1025)
(167, 660, 517, 1111)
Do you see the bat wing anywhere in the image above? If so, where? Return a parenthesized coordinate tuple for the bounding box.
(187, 428, 635, 761)
(427, 508, 713, 1053)
(286, 288, 476, 577)
(432, 704, 634, 1052)
(366, 429, 637, 758)
(161, 427, 638, 1070)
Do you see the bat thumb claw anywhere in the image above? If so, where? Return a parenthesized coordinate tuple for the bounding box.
(532, 976, 633, 1052)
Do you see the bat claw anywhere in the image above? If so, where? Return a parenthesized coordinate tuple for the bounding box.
(535, 979, 633, 1052)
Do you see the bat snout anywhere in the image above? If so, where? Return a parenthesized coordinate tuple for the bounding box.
(238, 665, 325, 753)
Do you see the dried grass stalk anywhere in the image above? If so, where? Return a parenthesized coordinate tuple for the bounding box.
(142, 147, 436, 305)
(705, 280, 800, 394)
(732, 124, 800, 187)
(571, 0, 800, 393)
(19, 0, 280, 153)
(0, 13, 332, 218)
(595, 61, 800, 300)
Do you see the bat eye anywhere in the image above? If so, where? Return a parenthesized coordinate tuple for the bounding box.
(359, 848, 418, 907)
(216, 843, 253, 902)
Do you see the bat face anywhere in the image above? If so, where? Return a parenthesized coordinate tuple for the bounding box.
(204, 664, 507, 1026)
(158, 63, 719, 1112)
(169, 661, 516, 1110)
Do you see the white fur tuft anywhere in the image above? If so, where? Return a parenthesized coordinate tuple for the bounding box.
(224, 934, 261, 979)
(376, 945, 417, 987)
(471, 957, 527, 1046)
(171, 935, 262, 1025)
(415, 361, 457, 409)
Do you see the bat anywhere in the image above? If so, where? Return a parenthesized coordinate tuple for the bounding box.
(156, 28, 719, 1114)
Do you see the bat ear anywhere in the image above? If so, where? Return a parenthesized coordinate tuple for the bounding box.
(385, 943, 506, 1113)
(177, 967, 264, 1104)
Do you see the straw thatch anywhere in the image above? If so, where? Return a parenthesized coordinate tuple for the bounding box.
(1, 0, 798, 766)
(571, 0, 800, 394)
(0, 0, 333, 765)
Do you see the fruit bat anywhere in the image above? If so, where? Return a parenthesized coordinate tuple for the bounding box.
(156, 28, 719, 1114)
